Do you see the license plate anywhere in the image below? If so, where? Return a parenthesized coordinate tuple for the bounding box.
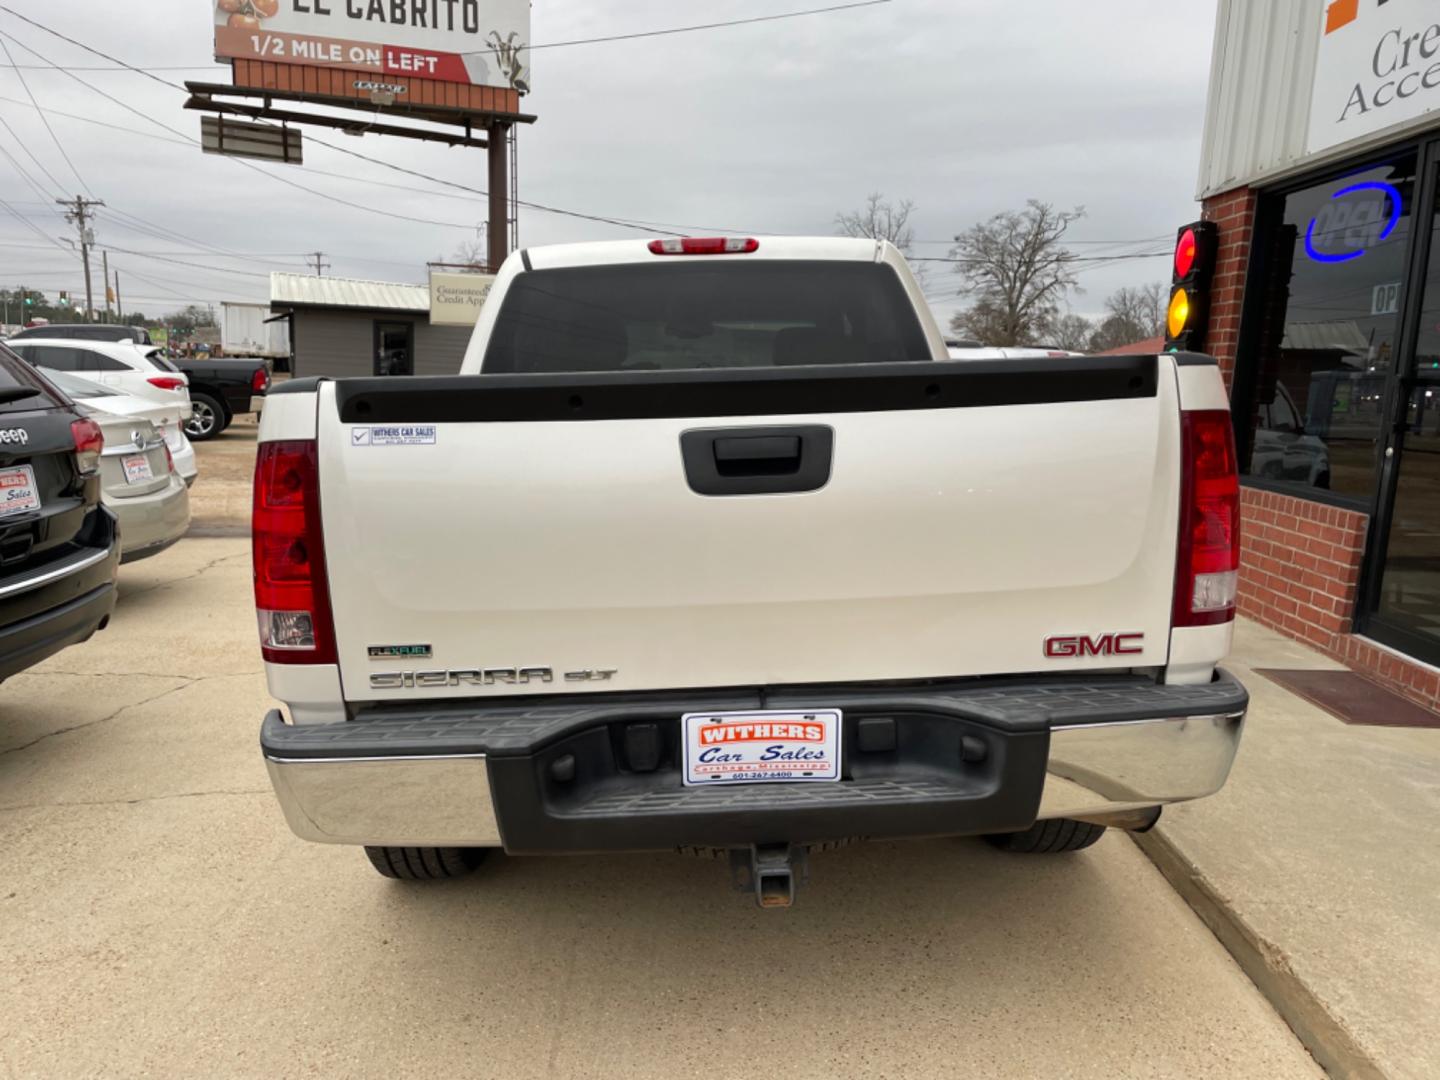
(122, 454, 154, 484)
(0, 465, 39, 517)
(682, 709, 842, 786)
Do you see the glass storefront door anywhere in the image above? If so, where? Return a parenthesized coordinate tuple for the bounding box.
(1365, 152, 1440, 663)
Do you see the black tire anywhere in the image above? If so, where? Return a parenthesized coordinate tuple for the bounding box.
(984, 818, 1106, 854)
(185, 391, 226, 442)
(363, 846, 488, 880)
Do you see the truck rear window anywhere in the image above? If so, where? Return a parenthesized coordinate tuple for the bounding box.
(481, 261, 933, 373)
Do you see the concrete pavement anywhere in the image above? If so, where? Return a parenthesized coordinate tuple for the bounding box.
(0, 538, 1322, 1079)
(1138, 619, 1440, 1080)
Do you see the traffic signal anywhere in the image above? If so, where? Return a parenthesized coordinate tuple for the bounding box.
(22, 293, 32, 306)
(1165, 221, 1218, 353)
(58, 291, 69, 307)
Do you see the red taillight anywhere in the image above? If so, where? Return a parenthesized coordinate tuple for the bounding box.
(1173, 410, 1241, 627)
(252, 366, 271, 394)
(253, 440, 336, 664)
(70, 417, 103, 477)
(148, 376, 186, 391)
(648, 237, 760, 255)
(163, 442, 175, 474)
(1175, 227, 1198, 279)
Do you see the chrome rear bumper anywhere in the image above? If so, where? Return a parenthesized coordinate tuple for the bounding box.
(1037, 711, 1244, 822)
(261, 674, 1246, 850)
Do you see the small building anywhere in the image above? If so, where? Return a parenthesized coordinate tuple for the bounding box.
(1193, 0, 1440, 708)
(270, 272, 473, 378)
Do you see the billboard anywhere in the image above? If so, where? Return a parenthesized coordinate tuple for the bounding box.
(429, 271, 495, 326)
(213, 0, 530, 92)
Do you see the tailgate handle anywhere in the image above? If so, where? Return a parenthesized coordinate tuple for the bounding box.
(713, 436, 801, 475)
(681, 426, 833, 496)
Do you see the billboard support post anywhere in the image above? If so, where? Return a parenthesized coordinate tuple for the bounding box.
(488, 122, 510, 273)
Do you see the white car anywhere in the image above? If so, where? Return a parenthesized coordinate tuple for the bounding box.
(7, 338, 193, 410)
(40, 367, 198, 488)
(253, 236, 1248, 906)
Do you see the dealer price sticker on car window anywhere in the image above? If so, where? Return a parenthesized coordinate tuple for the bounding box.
(0, 465, 39, 517)
(682, 709, 842, 786)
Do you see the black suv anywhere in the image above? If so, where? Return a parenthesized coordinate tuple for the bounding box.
(7, 324, 150, 345)
(0, 343, 119, 682)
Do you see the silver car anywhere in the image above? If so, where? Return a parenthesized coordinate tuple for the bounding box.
(87, 409, 191, 563)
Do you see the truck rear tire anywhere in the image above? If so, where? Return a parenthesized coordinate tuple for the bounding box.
(363, 846, 488, 880)
(984, 818, 1106, 854)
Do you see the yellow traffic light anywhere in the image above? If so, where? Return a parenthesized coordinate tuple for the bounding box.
(1167, 287, 1191, 339)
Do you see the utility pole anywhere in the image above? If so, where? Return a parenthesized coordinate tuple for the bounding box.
(102, 250, 112, 323)
(57, 195, 104, 322)
(308, 251, 330, 276)
(115, 272, 123, 321)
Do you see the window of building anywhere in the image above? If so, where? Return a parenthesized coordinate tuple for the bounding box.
(1235, 152, 1420, 504)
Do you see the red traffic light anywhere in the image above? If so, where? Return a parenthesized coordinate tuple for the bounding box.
(1175, 227, 1198, 279)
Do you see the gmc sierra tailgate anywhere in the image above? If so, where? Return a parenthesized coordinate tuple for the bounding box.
(314, 358, 1182, 703)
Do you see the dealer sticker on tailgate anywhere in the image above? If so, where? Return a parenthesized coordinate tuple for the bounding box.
(682, 709, 842, 786)
(0, 465, 39, 518)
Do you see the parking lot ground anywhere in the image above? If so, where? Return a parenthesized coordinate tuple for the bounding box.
(186, 415, 258, 534)
(1138, 619, 1440, 1080)
(0, 537, 1323, 1079)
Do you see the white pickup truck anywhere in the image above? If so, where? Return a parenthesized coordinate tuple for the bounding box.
(254, 237, 1246, 907)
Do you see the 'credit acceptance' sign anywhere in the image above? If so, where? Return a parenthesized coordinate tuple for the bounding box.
(1309, 0, 1440, 153)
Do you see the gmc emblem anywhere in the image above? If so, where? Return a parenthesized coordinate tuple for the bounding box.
(1044, 633, 1145, 658)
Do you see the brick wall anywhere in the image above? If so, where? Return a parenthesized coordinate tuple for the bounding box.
(1201, 187, 1258, 391)
(1236, 487, 1367, 649)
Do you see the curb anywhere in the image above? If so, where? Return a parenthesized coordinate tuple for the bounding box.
(1133, 827, 1387, 1080)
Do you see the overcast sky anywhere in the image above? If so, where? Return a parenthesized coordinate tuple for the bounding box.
(0, 0, 1217, 328)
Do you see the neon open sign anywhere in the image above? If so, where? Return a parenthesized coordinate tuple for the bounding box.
(1304, 181, 1403, 264)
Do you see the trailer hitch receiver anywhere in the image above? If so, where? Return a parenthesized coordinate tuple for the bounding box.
(730, 843, 808, 909)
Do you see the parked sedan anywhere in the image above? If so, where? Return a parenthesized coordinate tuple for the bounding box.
(39, 368, 198, 488)
(81, 408, 190, 564)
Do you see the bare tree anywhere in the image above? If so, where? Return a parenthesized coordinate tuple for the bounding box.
(1049, 313, 1094, 352)
(448, 238, 487, 268)
(1107, 283, 1166, 336)
(1087, 282, 1168, 352)
(948, 201, 1085, 346)
(835, 193, 917, 254)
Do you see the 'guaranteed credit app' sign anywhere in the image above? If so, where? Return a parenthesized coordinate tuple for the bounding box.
(1309, 0, 1440, 153)
(213, 0, 530, 90)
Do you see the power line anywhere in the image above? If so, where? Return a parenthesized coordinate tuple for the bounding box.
(94, 244, 272, 280)
(0, 15, 761, 237)
(0, 62, 213, 72)
(909, 251, 1169, 264)
(0, 138, 62, 209)
(913, 234, 1172, 248)
(0, 195, 74, 256)
(0, 2, 891, 65)
(0, 37, 91, 197)
(0, 29, 488, 233)
(0, 107, 68, 198)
